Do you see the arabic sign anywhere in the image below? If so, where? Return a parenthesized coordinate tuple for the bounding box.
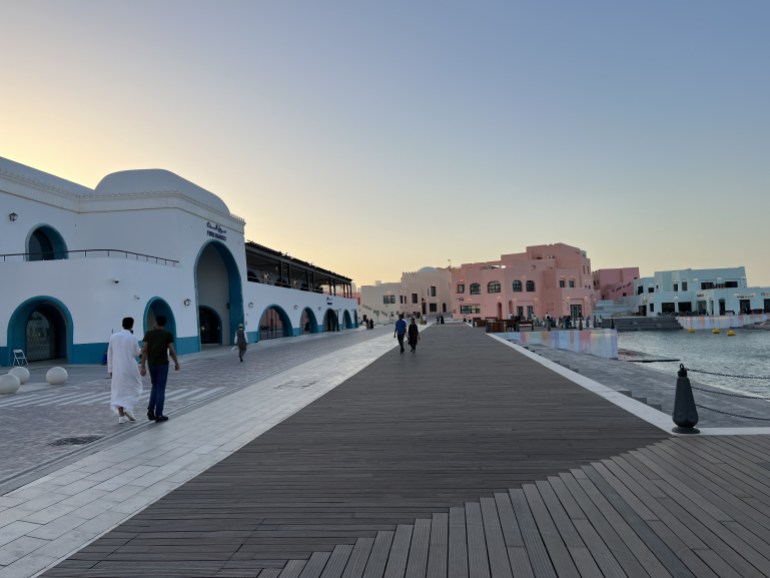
(206, 222, 226, 241)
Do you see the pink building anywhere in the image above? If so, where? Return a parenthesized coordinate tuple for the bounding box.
(450, 243, 596, 321)
(592, 267, 639, 301)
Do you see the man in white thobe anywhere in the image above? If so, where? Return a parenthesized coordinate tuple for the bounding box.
(108, 316, 143, 423)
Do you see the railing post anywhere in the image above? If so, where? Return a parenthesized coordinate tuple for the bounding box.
(672, 364, 700, 434)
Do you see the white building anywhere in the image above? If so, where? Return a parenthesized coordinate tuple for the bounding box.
(629, 267, 770, 317)
(1, 157, 358, 365)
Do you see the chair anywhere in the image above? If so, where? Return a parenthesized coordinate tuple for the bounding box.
(12, 349, 28, 367)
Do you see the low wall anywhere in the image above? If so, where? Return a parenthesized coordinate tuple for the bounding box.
(494, 329, 618, 359)
(676, 313, 768, 331)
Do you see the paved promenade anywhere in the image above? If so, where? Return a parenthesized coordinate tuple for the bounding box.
(1, 324, 769, 577)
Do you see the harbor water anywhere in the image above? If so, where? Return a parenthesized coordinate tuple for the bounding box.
(618, 328, 770, 396)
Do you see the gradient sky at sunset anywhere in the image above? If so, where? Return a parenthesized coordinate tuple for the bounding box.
(3, 0, 769, 287)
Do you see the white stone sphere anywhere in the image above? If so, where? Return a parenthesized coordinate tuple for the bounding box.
(46, 367, 68, 385)
(8, 366, 30, 384)
(0, 373, 21, 394)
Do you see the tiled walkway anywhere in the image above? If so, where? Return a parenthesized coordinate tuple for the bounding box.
(2, 324, 770, 577)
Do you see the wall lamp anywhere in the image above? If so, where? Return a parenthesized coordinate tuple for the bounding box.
(9, 212, 18, 222)
(183, 298, 191, 306)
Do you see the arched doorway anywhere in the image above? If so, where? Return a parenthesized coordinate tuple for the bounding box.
(27, 226, 68, 261)
(323, 309, 339, 332)
(7, 297, 72, 364)
(145, 298, 176, 338)
(194, 241, 243, 348)
(342, 310, 353, 329)
(300, 308, 318, 335)
(199, 306, 221, 344)
(259, 306, 291, 340)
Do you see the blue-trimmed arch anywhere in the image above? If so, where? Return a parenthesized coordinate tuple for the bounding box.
(299, 307, 318, 335)
(193, 240, 244, 348)
(257, 304, 292, 341)
(342, 310, 353, 329)
(323, 309, 339, 332)
(26, 225, 68, 261)
(143, 297, 177, 338)
(6, 296, 74, 365)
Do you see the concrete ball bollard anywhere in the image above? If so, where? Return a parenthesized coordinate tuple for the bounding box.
(8, 366, 30, 384)
(0, 373, 22, 394)
(46, 367, 68, 385)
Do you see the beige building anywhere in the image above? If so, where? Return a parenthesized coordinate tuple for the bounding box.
(359, 267, 453, 324)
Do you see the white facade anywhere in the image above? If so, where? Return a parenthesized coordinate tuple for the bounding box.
(359, 282, 402, 325)
(629, 267, 770, 317)
(1, 157, 358, 365)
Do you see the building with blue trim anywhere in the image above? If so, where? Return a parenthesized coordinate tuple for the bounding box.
(1, 157, 357, 366)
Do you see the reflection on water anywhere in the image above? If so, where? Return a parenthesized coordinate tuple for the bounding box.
(618, 329, 770, 394)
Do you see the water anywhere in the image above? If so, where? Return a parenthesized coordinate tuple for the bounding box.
(618, 329, 770, 395)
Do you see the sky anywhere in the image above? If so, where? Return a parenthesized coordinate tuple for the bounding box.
(3, 0, 769, 287)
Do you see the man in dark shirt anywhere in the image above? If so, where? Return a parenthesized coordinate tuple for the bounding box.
(140, 316, 180, 422)
(394, 314, 407, 354)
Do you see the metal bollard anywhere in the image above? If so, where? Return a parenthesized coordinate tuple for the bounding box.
(672, 364, 700, 434)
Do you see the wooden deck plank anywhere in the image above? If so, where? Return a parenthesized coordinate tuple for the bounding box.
(341, 538, 374, 578)
(479, 497, 513, 578)
(571, 468, 672, 577)
(363, 531, 394, 578)
(278, 560, 307, 578)
(581, 465, 693, 577)
(404, 518, 431, 578)
(319, 545, 354, 578)
(601, 457, 708, 550)
(383, 525, 413, 578)
(447, 507, 468, 578)
(508, 489, 556, 578)
(492, 492, 533, 577)
(522, 484, 578, 578)
(465, 501, 491, 578)
(298, 552, 331, 578)
(426, 513, 448, 578)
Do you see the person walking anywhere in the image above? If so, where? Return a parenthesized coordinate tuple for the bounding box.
(108, 317, 142, 424)
(140, 315, 180, 422)
(234, 323, 248, 362)
(394, 313, 407, 354)
(407, 317, 420, 353)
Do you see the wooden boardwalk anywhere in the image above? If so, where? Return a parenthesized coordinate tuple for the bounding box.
(45, 325, 770, 577)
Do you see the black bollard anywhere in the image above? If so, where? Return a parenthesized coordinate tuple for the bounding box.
(672, 364, 700, 434)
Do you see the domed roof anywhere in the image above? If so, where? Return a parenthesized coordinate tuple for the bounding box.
(94, 169, 230, 215)
(418, 266, 439, 273)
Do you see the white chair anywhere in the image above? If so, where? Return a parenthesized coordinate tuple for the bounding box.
(12, 349, 28, 367)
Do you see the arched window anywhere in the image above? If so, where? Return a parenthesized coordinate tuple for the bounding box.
(470, 283, 481, 295)
(27, 226, 67, 261)
(526, 280, 536, 292)
(512, 280, 523, 292)
(487, 281, 501, 294)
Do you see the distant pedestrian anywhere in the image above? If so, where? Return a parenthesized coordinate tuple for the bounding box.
(108, 317, 142, 424)
(407, 317, 420, 353)
(235, 323, 248, 362)
(140, 316, 180, 423)
(394, 314, 407, 353)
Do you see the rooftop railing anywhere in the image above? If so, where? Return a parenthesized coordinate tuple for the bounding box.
(0, 249, 179, 266)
